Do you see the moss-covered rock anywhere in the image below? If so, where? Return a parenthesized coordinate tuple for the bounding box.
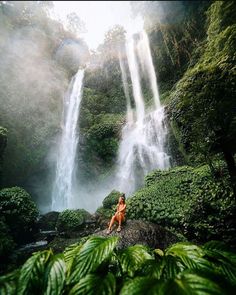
(56, 209, 92, 233)
(102, 190, 122, 209)
(0, 187, 39, 244)
(37, 211, 59, 231)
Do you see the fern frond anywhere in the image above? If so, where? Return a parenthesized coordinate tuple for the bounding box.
(17, 250, 53, 295)
(44, 254, 66, 295)
(69, 236, 118, 284)
(68, 273, 116, 295)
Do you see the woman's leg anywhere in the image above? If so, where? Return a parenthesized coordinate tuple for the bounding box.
(108, 215, 117, 231)
(117, 213, 124, 232)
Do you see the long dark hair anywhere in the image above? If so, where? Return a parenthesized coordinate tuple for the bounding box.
(121, 194, 126, 204)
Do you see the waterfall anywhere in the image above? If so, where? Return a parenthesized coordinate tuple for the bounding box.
(51, 69, 84, 211)
(115, 30, 170, 195)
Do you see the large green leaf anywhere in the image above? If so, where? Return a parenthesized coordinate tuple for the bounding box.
(69, 236, 118, 284)
(0, 270, 19, 295)
(166, 243, 212, 271)
(68, 273, 116, 295)
(119, 245, 153, 277)
(203, 241, 236, 285)
(44, 254, 66, 295)
(120, 277, 162, 295)
(161, 271, 226, 295)
(64, 243, 83, 276)
(17, 250, 52, 295)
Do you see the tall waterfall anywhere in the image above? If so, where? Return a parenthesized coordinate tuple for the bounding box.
(51, 69, 84, 211)
(116, 31, 170, 195)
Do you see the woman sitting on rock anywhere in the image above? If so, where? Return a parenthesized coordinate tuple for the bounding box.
(107, 194, 126, 234)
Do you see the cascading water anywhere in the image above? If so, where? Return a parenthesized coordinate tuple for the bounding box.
(51, 69, 84, 211)
(115, 30, 170, 195)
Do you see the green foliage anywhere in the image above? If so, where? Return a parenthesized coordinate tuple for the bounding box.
(0, 218, 15, 259)
(56, 209, 91, 232)
(102, 190, 122, 209)
(127, 164, 235, 244)
(0, 237, 236, 294)
(0, 187, 38, 244)
(168, 1, 236, 177)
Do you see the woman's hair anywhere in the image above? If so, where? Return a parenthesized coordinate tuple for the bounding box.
(120, 194, 126, 203)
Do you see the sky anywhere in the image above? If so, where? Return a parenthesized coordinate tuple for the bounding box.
(52, 1, 143, 50)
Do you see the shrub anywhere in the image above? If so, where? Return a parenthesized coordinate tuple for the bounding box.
(0, 218, 15, 259)
(56, 209, 91, 232)
(102, 190, 122, 209)
(127, 164, 236, 244)
(0, 187, 38, 244)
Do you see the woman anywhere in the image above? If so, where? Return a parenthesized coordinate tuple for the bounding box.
(107, 194, 126, 234)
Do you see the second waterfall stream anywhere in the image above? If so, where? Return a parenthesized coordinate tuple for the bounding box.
(115, 30, 170, 195)
(51, 69, 84, 211)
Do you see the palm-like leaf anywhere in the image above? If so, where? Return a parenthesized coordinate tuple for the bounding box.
(68, 273, 116, 295)
(203, 241, 236, 285)
(166, 242, 212, 272)
(44, 254, 66, 295)
(17, 250, 52, 295)
(64, 243, 83, 276)
(118, 245, 153, 277)
(69, 236, 118, 284)
(120, 277, 161, 295)
(162, 270, 226, 295)
(0, 270, 19, 295)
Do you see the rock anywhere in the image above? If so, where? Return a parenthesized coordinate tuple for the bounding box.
(37, 211, 59, 231)
(95, 220, 181, 250)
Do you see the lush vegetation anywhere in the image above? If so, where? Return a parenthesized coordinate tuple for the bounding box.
(56, 209, 91, 233)
(127, 164, 236, 245)
(0, 236, 235, 295)
(168, 1, 236, 191)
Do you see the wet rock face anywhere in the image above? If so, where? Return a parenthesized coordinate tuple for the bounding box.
(94, 219, 181, 250)
(37, 211, 59, 231)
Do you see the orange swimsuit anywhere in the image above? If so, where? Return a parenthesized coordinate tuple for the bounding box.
(115, 204, 126, 222)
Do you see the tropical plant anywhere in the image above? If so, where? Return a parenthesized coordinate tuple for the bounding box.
(127, 164, 236, 244)
(0, 237, 235, 294)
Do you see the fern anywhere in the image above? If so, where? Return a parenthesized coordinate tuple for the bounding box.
(69, 236, 118, 284)
(68, 273, 116, 295)
(44, 254, 66, 295)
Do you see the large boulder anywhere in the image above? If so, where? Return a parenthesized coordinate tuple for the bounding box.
(56, 209, 96, 238)
(94, 219, 183, 250)
(37, 211, 59, 231)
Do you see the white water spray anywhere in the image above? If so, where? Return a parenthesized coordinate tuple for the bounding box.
(51, 69, 84, 211)
(115, 30, 170, 195)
